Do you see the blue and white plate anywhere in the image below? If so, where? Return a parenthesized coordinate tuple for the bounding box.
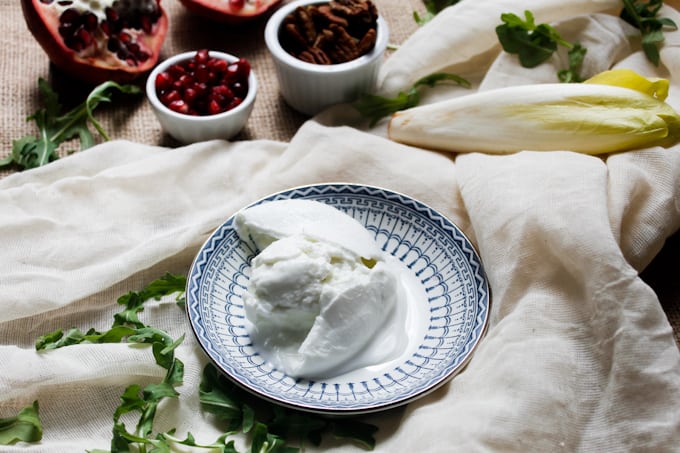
(186, 183, 490, 414)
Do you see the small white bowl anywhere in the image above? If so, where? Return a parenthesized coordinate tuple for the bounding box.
(146, 50, 257, 144)
(264, 0, 389, 116)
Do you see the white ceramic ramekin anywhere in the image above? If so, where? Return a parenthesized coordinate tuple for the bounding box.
(264, 0, 389, 116)
(146, 50, 257, 144)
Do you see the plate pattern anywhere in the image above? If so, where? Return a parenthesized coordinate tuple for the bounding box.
(187, 183, 489, 414)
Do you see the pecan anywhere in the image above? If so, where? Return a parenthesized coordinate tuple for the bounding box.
(316, 4, 349, 28)
(283, 22, 310, 48)
(331, 0, 377, 26)
(298, 47, 333, 64)
(325, 23, 361, 63)
(278, 0, 379, 65)
(356, 27, 376, 55)
(294, 6, 317, 43)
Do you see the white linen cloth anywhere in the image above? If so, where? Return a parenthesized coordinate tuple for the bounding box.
(1, 1, 680, 451)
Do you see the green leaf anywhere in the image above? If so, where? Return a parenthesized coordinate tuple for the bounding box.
(331, 419, 379, 451)
(558, 42, 587, 83)
(0, 401, 43, 445)
(496, 11, 564, 68)
(250, 422, 291, 453)
(621, 0, 678, 66)
(268, 407, 325, 447)
(1, 78, 141, 171)
(354, 72, 470, 126)
(199, 365, 244, 424)
(413, 0, 461, 25)
(496, 9, 588, 81)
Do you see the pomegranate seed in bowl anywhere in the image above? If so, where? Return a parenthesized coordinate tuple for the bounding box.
(154, 49, 251, 116)
(146, 49, 258, 143)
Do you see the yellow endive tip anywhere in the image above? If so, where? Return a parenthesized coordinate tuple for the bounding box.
(585, 68, 669, 101)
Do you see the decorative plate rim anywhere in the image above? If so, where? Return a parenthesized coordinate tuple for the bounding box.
(186, 183, 491, 415)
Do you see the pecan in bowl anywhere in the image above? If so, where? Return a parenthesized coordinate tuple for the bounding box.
(280, 0, 379, 65)
(264, 0, 389, 115)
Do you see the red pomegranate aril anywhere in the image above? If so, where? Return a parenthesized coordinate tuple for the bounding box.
(155, 50, 251, 116)
(168, 99, 190, 114)
(161, 90, 181, 104)
(184, 87, 199, 103)
(195, 64, 210, 83)
(208, 99, 223, 115)
(227, 97, 243, 110)
(229, 0, 245, 10)
(155, 71, 172, 90)
(195, 49, 210, 64)
(208, 58, 228, 73)
(212, 85, 233, 98)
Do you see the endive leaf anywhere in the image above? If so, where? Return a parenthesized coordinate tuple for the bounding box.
(388, 72, 680, 155)
(584, 68, 669, 100)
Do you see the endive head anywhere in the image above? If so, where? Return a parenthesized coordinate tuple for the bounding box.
(387, 68, 680, 155)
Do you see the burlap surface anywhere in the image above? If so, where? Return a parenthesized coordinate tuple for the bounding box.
(0, 0, 677, 345)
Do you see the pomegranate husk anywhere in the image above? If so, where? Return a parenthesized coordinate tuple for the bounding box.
(21, 0, 169, 85)
(178, 0, 283, 24)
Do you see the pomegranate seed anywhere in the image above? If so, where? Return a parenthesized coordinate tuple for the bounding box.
(208, 100, 222, 115)
(195, 49, 210, 64)
(208, 58, 228, 73)
(195, 64, 210, 83)
(105, 7, 119, 22)
(229, 0, 245, 10)
(168, 99, 189, 114)
(155, 50, 251, 116)
(155, 72, 173, 91)
(227, 97, 243, 110)
(212, 85, 233, 98)
(83, 12, 98, 31)
(161, 90, 181, 104)
(230, 82, 247, 98)
(178, 74, 192, 89)
(141, 16, 153, 34)
(184, 88, 199, 103)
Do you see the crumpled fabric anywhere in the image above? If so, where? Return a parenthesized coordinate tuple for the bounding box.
(1, 1, 679, 452)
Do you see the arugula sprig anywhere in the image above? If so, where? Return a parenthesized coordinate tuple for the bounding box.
(621, 0, 678, 66)
(199, 364, 378, 451)
(1, 78, 140, 171)
(355, 72, 470, 126)
(413, 0, 461, 25)
(36, 273, 186, 351)
(496, 10, 587, 82)
(0, 401, 43, 446)
(36, 273, 379, 452)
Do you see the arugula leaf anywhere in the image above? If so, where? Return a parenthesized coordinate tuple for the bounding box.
(35, 325, 138, 350)
(34, 274, 187, 452)
(355, 72, 470, 126)
(413, 0, 461, 25)
(199, 363, 379, 451)
(0, 401, 43, 445)
(496, 10, 587, 82)
(620, 0, 678, 66)
(3, 78, 140, 171)
(496, 11, 569, 67)
(37, 275, 379, 452)
(558, 43, 588, 83)
(331, 419, 379, 450)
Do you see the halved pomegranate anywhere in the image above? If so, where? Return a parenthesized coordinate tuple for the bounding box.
(21, 0, 169, 85)
(178, 0, 283, 24)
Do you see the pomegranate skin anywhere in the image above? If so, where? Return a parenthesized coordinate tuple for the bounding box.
(178, 0, 283, 24)
(21, 0, 169, 85)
